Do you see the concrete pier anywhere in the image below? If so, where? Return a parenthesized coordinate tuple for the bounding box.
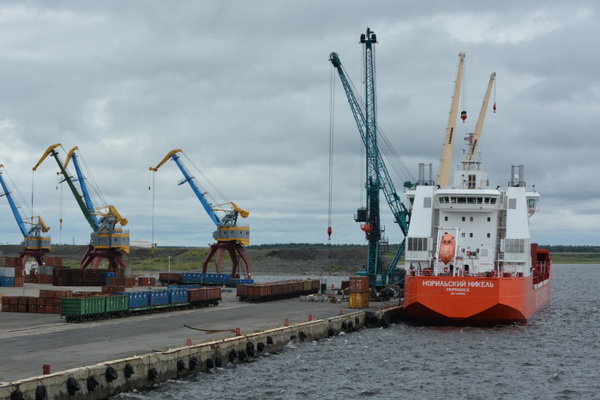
(0, 313, 364, 399)
(0, 283, 402, 399)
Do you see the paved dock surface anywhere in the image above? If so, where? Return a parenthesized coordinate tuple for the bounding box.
(0, 283, 373, 382)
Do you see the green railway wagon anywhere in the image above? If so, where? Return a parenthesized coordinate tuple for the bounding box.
(105, 295, 129, 313)
(61, 297, 107, 319)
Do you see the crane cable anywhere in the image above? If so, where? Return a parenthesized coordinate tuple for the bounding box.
(493, 75, 497, 113)
(149, 169, 155, 255)
(328, 65, 335, 244)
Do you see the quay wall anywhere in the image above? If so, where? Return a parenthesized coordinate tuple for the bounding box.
(0, 311, 370, 400)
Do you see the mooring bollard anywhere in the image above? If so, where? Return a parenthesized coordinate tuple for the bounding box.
(186, 338, 192, 346)
(284, 318, 290, 326)
(235, 327, 241, 336)
(339, 308, 344, 315)
(42, 364, 51, 375)
(308, 314, 313, 321)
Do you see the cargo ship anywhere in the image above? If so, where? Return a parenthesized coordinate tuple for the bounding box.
(402, 58, 551, 326)
(402, 161, 552, 325)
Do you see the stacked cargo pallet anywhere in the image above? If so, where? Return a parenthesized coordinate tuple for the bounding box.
(0, 257, 24, 287)
(348, 276, 369, 309)
(137, 277, 156, 286)
(1, 290, 73, 314)
(35, 257, 64, 284)
(50, 268, 134, 287)
(106, 276, 135, 288)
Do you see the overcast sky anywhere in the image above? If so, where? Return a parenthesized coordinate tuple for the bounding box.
(0, 1, 598, 248)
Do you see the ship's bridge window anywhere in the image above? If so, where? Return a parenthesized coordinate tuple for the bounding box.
(528, 199, 537, 208)
(457, 197, 466, 204)
(450, 197, 457, 204)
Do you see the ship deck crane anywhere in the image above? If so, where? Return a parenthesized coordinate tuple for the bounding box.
(464, 72, 496, 168)
(330, 28, 410, 286)
(0, 164, 51, 268)
(33, 144, 130, 271)
(437, 52, 466, 188)
(150, 149, 251, 279)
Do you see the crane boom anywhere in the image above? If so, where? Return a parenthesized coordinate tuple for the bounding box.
(466, 72, 496, 163)
(437, 52, 466, 188)
(64, 147, 100, 228)
(330, 29, 410, 285)
(33, 144, 97, 230)
(0, 164, 28, 237)
(0, 164, 51, 259)
(150, 150, 220, 226)
(33, 144, 130, 270)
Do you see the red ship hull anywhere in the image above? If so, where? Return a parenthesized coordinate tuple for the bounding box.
(403, 270, 551, 326)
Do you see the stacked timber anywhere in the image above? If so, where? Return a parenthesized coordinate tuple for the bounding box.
(348, 276, 369, 309)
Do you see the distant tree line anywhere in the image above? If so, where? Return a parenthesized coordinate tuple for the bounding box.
(540, 245, 600, 253)
(250, 243, 369, 249)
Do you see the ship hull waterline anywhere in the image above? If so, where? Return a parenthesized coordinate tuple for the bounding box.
(403, 274, 552, 326)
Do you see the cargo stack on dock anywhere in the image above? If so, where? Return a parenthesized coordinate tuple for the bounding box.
(0, 257, 25, 287)
(348, 276, 369, 309)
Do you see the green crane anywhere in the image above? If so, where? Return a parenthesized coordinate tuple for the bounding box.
(330, 28, 410, 286)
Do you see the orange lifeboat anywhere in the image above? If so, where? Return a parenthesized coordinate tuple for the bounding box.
(439, 233, 456, 265)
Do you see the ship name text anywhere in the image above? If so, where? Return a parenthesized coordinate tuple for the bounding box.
(421, 280, 495, 288)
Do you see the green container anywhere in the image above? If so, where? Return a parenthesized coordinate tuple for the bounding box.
(61, 297, 106, 317)
(105, 295, 128, 313)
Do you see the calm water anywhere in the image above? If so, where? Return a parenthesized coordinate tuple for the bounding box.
(115, 264, 600, 400)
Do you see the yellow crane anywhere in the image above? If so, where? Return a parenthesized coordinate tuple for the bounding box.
(437, 52, 466, 188)
(150, 149, 251, 279)
(465, 72, 496, 167)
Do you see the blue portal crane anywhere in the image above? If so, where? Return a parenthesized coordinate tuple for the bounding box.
(150, 149, 251, 279)
(0, 164, 51, 267)
(330, 28, 410, 286)
(33, 144, 129, 271)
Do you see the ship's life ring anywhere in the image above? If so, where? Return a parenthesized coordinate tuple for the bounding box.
(439, 233, 456, 265)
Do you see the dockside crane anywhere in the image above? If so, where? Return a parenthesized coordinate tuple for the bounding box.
(150, 149, 251, 279)
(33, 144, 130, 271)
(329, 28, 410, 286)
(0, 164, 51, 267)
